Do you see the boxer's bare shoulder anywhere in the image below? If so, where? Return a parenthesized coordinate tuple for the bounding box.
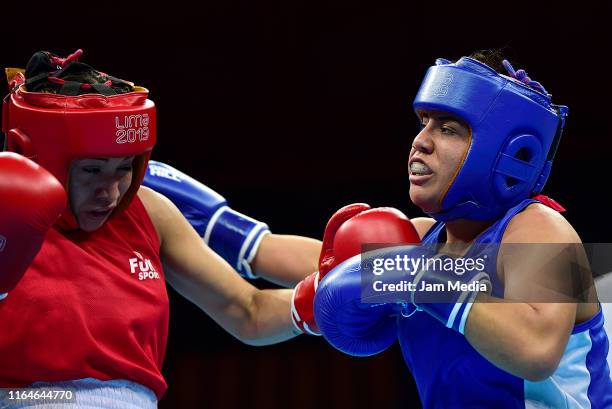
(503, 203, 580, 244)
(137, 186, 182, 243)
(138, 185, 167, 214)
(410, 217, 436, 240)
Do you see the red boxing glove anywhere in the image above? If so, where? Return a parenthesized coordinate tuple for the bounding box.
(0, 153, 66, 294)
(318, 203, 372, 277)
(291, 271, 321, 335)
(326, 206, 421, 271)
(291, 203, 420, 335)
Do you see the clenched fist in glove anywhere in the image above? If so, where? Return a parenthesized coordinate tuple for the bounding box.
(291, 203, 419, 336)
(0, 153, 66, 294)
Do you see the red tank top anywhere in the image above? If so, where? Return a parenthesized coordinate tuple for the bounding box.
(0, 196, 169, 399)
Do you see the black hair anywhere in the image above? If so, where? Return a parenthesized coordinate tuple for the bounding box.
(468, 48, 508, 74)
(24, 50, 133, 95)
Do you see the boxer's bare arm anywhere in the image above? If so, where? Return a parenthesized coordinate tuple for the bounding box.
(138, 186, 297, 346)
(251, 234, 321, 287)
(464, 204, 597, 381)
(251, 214, 433, 287)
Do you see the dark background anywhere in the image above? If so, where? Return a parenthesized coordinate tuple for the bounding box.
(2, 0, 610, 407)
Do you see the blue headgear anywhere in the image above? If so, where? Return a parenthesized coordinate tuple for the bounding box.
(413, 57, 568, 221)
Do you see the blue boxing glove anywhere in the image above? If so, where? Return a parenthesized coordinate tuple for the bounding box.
(314, 255, 405, 356)
(143, 160, 269, 278)
(314, 245, 492, 356)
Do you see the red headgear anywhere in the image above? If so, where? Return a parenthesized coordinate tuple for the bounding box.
(2, 61, 156, 230)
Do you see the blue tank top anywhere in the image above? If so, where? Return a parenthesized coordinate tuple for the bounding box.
(397, 198, 612, 408)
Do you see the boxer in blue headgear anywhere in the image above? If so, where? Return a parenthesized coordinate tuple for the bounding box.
(413, 56, 568, 221)
(312, 52, 610, 408)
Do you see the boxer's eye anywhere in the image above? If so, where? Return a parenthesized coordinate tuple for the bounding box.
(82, 167, 101, 174)
(441, 126, 456, 135)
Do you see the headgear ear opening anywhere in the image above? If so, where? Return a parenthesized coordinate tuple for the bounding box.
(493, 133, 545, 201)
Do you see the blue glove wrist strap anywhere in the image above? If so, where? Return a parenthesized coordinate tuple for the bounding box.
(206, 206, 270, 279)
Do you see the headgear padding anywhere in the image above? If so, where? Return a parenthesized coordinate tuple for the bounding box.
(413, 57, 568, 221)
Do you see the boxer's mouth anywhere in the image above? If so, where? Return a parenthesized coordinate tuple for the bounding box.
(409, 159, 433, 176)
(86, 207, 114, 220)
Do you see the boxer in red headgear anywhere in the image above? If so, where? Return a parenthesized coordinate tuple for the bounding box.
(0, 50, 327, 407)
(3, 49, 155, 231)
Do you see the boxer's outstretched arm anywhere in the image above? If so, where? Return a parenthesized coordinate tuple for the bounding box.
(139, 186, 297, 345)
(251, 234, 321, 287)
(143, 160, 319, 285)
